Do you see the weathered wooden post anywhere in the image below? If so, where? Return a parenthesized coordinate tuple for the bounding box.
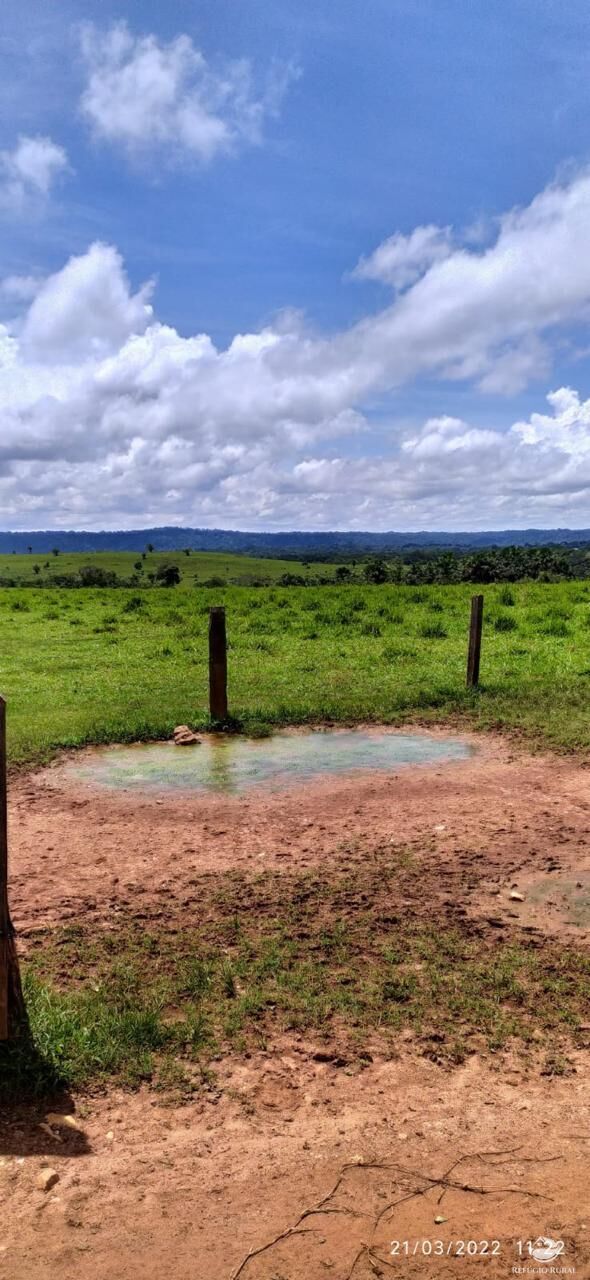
(466, 594, 484, 688)
(209, 607, 228, 722)
(0, 696, 24, 1039)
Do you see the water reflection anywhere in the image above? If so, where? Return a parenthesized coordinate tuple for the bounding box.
(71, 729, 474, 796)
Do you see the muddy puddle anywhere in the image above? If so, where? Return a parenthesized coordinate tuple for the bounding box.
(66, 727, 474, 796)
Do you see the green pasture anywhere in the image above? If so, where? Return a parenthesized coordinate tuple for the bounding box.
(0, 548, 335, 586)
(1, 579, 590, 765)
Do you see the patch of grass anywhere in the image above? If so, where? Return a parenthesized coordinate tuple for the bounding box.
(3, 578, 590, 765)
(7, 861, 589, 1095)
(494, 614, 518, 632)
(419, 621, 448, 639)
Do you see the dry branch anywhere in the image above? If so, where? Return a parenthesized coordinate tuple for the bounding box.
(229, 1146, 559, 1280)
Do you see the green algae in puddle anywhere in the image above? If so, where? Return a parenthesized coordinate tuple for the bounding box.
(70, 729, 474, 796)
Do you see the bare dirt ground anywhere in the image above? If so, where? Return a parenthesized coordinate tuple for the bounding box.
(2, 1050, 590, 1280)
(10, 728, 590, 939)
(2, 728, 590, 1279)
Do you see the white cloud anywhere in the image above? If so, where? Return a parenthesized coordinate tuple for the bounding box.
(0, 275, 43, 303)
(4, 170, 590, 527)
(79, 21, 298, 164)
(20, 243, 153, 363)
(0, 135, 68, 211)
(352, 224, 453, 289)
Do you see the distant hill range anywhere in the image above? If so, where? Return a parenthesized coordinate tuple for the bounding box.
(1, 526, 590, 558)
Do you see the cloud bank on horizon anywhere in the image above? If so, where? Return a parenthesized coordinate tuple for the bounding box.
(2, 8, 590, 531)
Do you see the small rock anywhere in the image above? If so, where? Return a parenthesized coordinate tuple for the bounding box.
(45, 1112, 83, 1133)
(509, 891, 525, 902)
(105, 1131, 114, 1143)
(434, 1214, 447, 1224)
(173, 725, 200, 746)
(36, 1168, 59, 1193)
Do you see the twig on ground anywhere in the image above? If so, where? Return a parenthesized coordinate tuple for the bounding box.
(229, 1146, 558, 1279)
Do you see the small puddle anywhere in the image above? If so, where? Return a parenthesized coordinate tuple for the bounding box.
(68, 728, 474, 796)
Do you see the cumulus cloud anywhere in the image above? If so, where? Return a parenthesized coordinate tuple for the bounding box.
(5, 170, 590, 527)
(20, 243, 154, 363)
(0, 135, 68, 210)
(352, 224, 453, 289)
(79, 21, 298, 164)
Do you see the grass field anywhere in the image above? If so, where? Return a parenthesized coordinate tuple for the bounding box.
(1, 578, 590, 765)
(0, 548, 336, 586)
(2, 573, 590, 1097)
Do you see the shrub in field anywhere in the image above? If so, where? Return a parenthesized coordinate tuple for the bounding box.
(78, 565, 118, 587)
(360, 621, 381, 636)
(122, 595, 144, 613)
(420, 621, 447, 639)
(428, 600, 444, 613)
(155, 562, 181, 587)
(494, 614, 518, 632)
(499, 586, 516, 606)
(364, 557, 388, 584)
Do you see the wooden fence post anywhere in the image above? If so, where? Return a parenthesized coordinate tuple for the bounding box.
(0, 696, 24, 1034)
(0, 697, 8, 1039)
(209, 607, 228, 722)
(466, 594, 484, 688)
(0, 697, 25, 1040)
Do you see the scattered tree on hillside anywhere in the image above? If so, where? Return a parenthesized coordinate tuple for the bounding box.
(155, 562, 181, 586)
(364, 557, 388, 584)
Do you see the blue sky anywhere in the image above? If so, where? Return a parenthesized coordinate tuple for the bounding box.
(2, 1, 590, 529)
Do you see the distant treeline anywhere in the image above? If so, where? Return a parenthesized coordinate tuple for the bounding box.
(2, 524, 590, 557)
(0, 543, 587, 589)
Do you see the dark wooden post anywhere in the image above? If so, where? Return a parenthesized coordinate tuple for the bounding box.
(466, 594, 484, 688)
(0, 696, 24, 1039)
(209, 607, 228, 722)
(0, 697, 8, 1039)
